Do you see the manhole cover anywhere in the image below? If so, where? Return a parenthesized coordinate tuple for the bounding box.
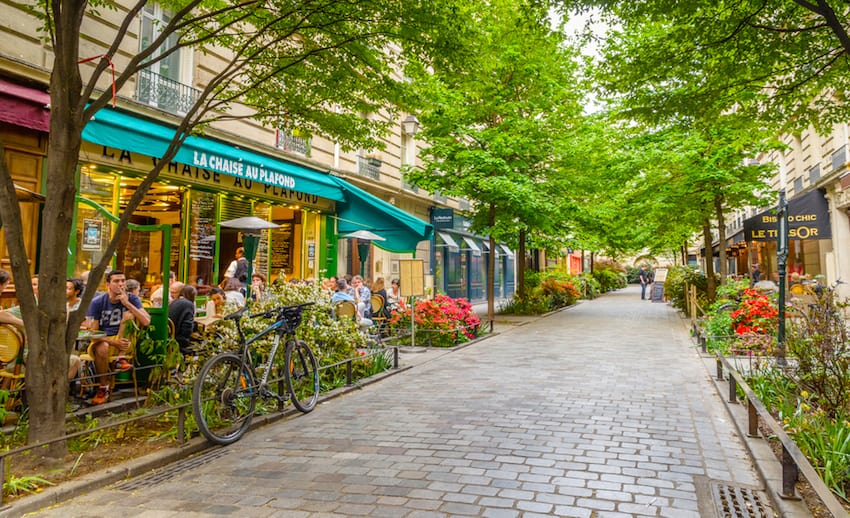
(114, 448, 230, 491)
(711, 482, 777, 518)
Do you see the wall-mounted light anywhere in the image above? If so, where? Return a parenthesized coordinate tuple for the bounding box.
(402, 115, 420, 136)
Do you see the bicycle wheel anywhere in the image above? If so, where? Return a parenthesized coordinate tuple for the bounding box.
(192, 352, 256, 445)
(284, 339, 319, 413)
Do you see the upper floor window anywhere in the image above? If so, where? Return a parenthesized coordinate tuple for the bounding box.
(137, 5, 198, 114)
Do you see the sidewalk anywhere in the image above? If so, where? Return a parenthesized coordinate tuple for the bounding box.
(17, 287, 815, 517)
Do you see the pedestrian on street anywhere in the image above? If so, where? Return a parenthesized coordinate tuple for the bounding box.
(750, 263, 761, 285)
(639, 264, 652, 300)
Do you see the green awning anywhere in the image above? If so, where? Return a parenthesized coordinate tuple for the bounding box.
(82, 108, 345, 201)
(332, 177, 433, 253)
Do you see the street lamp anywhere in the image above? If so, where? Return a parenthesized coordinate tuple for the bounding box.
(402, 115, 420, 137)
(219, 216, 280, 301)
(776, 190, 789, 367)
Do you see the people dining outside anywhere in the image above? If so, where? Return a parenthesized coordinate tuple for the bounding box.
(205, 287, 226, 319)
(223, 277, 246, 308)
(150, 271, 175, 307)
(0, 270, 24, 328)
(168, 285, 198, 356)
(351, 275, 372, 318)
(370, 277, 391, 320)
(387, 278, 401, 308)
(250, 273, 268, 302)
(66, 278, 84, 312)
(85, 270, 151, 405)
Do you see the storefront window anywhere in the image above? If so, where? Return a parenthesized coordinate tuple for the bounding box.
(187, 190, 217, 291)
(74, 169, 117, 277)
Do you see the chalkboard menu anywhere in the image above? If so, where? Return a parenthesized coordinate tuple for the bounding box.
(253, 205, 271, 276)
(651, 282, 665, 303)
(270, 223, 293, 272)
(189, 192, 216, 261)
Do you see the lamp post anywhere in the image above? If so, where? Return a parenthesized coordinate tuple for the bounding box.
(219, 216, 280, 301)
(402, 115, 420, 136)
(776, 190, 789, 366)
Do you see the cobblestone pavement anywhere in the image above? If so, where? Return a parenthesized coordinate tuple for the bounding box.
(31, 287, 763, 517)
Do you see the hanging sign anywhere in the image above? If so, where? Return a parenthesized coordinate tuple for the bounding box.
(82, 219, 103, 251)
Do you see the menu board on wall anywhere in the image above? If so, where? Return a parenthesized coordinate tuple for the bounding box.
(189, 192, 216, 261)
(254, 205, 271, 276)
(270, 223, 293, 273)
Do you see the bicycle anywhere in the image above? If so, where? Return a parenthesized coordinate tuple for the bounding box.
(192, 302, 319, 445)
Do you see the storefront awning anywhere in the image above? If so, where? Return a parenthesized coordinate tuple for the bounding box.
(461, 236, 481, 256)
(436, 232, 460, 252)
(0, 78, 50, 132)
(82, 108, 345, 201)
(743, 188, 831, 241)
(332, 178, 434, 253)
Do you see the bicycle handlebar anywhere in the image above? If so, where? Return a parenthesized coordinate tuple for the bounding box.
(248, 301, 316, 320)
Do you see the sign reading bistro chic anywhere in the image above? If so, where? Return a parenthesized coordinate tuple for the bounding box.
(743, 189, 831, 241)
(80, 143, 333, 211)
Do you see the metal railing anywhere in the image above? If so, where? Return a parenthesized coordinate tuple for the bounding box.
(0, 346, 399, 504)
(357, 156, 382, 179)
(136, 69, 200, 114)
(711, 351, 847, 516)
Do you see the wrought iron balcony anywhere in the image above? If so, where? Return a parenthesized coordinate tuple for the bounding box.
(275, 129, 311, 156)
(357, 156, 382, 180)
(136, 69, 199, 115)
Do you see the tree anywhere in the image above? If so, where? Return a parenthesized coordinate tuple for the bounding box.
(0, 0, 473, 453)
(405, 0, 585, 308)
(562, 0, 850, 132)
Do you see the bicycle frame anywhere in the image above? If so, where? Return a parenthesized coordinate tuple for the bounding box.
(232, 313, 291, 390)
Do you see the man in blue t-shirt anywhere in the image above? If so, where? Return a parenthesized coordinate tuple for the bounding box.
(85, 270, 151, 405)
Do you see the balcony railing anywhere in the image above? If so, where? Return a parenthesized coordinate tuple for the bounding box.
(136, 69, 200, 115)
(357, 156, 382, 180)
(275, 129, 311, 156)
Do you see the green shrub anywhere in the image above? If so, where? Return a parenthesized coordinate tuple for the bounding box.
(592, 259, 627, 292)
(665, 265, 715, 315)
(576, 273, 601, 299)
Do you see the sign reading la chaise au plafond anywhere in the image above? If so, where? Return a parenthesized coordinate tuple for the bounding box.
(79, 142, 334, 211)
(743, 189, 831, 241)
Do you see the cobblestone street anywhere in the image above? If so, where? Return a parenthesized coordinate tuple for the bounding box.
(31, 288, 768, 517)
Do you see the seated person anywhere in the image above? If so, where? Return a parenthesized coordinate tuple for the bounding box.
(86, 270, 151, 405)
(351, 275, 372, 318)
(168, 285, 197, 356)
(205, 287, 226, 319)
(66, 278, 84, 312)
(149, 271, 175, 307)
(250, 273, 268, 302)
(331, 278, 355, 305)
(0, 270, 23, 328)
(223, 277, 246, 308)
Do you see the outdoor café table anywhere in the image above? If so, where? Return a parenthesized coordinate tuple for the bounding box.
(194, 315, 220, 329)
(75, 330, 106, 352)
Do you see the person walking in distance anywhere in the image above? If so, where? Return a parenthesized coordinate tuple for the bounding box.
(639, 264, 652, 300)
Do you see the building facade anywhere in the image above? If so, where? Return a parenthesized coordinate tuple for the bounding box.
(0, 3, 515, 306)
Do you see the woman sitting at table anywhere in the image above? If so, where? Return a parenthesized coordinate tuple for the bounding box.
(205, 287, 226, 319)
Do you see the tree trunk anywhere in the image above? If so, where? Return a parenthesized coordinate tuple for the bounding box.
(487, 203, 495, 332)
(715, 196, 727, 285)
(702, 219, 717, 303)
(517, 228, 526, 300)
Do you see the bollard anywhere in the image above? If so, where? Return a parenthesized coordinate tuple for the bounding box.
(277, 377, 286, 411)
(716, 357, 724, 380)
(346, 360, 353, 386)
(178, 406, 186, 445)
(728, 375, 737, 403)
(393, 347, 398, 369)
(781, 445, 799, 499)
(747, 399, 759, 438)
(699, 335, 707, 353)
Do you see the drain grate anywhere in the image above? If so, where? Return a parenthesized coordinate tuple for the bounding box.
(711, 482, 777, 518)
(114, 448, 231, 491)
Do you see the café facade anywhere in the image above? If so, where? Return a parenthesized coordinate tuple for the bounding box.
(71, 107, 434, 299)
